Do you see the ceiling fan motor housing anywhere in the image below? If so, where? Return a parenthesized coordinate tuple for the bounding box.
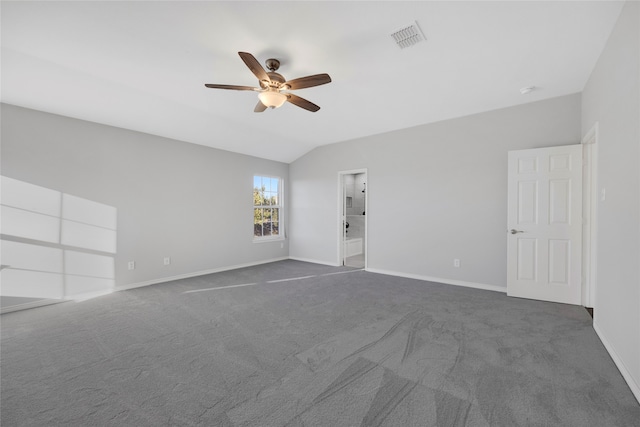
(260, 71, 286, 90)
(266, 72, 285, 86)
(262, 59, 285, 89)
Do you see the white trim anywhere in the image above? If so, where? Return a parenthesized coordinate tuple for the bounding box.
(116, 256, 289, 292)
(581, 122, 599, 308)
(70, 289, 115, 302)
(0, 299, 68, 314)
(593, 321, 640, 404)
(287, 256, 340, 267)
(252, 236, 285, 244)
(365, 267, 506, 294)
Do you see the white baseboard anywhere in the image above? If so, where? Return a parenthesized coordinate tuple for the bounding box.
(365, 267, 506, 294)
(593, 320, 640, 404)
(116, 257, 290, 292)
(71, 289, 117, 302)
(287, 256, 340, 267)
(1, 299, 68, 314)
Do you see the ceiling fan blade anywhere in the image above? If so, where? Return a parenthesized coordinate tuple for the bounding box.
(238, 52, 270, 84)
(254, 101, 267, 113)
(286, 93, 321, 112)
(283, 74, 331, 90)
(204, 84, 258, 91)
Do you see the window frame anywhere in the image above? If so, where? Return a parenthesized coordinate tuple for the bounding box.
(252, 175, 284, 243)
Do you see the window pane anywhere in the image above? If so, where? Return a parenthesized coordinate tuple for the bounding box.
(255, 185, 264, 205)
(254, 208, 263, 226)
(273, 208, 279, 222)
(254, 218, 263, 237)
(271, 178, 278, 193)
(272, 222, 279, 236)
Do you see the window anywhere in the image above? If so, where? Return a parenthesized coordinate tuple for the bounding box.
(253, 175, 282, 240)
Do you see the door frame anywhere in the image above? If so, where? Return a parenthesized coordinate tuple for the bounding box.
(582, 122, 599, 308)
(337, 169, 368, 268)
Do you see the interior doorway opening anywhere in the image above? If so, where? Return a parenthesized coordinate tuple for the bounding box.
(338, 169, 367, 268)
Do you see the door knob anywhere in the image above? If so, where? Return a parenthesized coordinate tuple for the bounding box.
(510, 229, 524, 234)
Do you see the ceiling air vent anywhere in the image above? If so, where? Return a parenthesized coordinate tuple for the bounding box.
(391, 22, 426, 49)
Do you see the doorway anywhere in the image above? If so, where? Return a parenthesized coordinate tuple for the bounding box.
(338, 169, 367, 268)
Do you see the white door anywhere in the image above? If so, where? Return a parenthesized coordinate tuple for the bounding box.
(507, 145, 583, 305)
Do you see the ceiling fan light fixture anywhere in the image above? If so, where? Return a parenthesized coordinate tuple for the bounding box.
(258, 90, 287, 109)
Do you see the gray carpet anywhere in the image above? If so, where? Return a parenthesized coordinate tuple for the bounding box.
(2, 260, 639, 426)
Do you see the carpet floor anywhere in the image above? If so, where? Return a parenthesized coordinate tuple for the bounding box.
(2, 260, 639, 426)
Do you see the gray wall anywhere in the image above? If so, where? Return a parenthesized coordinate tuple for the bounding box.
(582, 1, 640, 399)
(1, 104, 289, 288)
(289, 93, 582, 289)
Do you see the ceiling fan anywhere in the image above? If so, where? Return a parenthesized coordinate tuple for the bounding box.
(205, 52, 332, 113)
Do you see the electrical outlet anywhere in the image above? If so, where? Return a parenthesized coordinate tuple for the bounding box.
(164, 257, 171, 266)
(128, 261, 135, 270)
(454, 259, 460, 268)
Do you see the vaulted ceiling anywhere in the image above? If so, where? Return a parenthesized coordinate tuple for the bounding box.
(1, 1, 624, 163)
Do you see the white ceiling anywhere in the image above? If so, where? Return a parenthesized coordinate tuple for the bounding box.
(1, 1, 624, 163)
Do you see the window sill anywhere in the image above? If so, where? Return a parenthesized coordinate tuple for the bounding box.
(253, 236, 285, 244)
